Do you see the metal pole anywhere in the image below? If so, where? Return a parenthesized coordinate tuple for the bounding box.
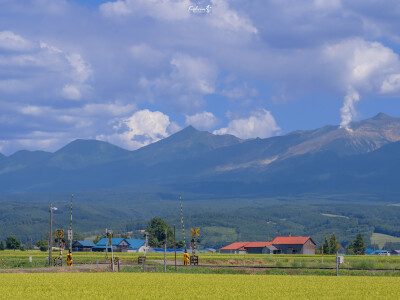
(68, 194, 73, 267)
(322, 244, 324, 264)
(143, 232, 148, 272)
(69, 194, 73, 253)
(49, 204, 53, 267)
(164, 228, 167, 272)
(105, 228, 108, 262)
(174, 224, 176, 271)
(336, 251, 339, 276)
(111, 233, 114, 272)
(179, 195, 186, 252)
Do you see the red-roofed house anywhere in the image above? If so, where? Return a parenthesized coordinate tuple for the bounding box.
(271, 236, 316, 254)
(220, 242, 279, 254)
(220, 236, 316, 254)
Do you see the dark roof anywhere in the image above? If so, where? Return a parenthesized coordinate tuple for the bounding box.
(73, 240, 95, 247)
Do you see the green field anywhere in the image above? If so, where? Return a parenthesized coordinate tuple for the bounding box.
(370, 233, 400, 249)
(0, 273, 399, 299)
(1, 251, 400, 275)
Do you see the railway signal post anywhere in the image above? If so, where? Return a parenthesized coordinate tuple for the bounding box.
(54, 229, 65, 266)
(190, 228, 200, 266)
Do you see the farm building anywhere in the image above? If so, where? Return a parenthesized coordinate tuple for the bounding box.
(391, 250, 400, 256)
(374, 249, 390, 255)
(271, 236, 316, 254)
(365, 248, 374, 255)
(124, 239, 147, 253)
(92, 238, 129, 252)
(220, 242, 279, 254)
(220, 242, 248, 254)
(220, 236, 316, 255)
(72, 240, 95, 252)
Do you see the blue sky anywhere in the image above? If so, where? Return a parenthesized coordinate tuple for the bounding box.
(1, 0, 400, 155)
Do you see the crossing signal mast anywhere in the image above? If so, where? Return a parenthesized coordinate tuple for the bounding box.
(67, 194, 73, 267)
(180, 195, 190, 266)
(180, 195, 200, 266)
(179, 195, 186, 252)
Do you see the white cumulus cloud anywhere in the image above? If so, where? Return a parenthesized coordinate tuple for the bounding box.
(185, 111, 219, 130)
(214, 109, 280, 139)
(98, 109, 181, 150)
(324, 39, 400, 127)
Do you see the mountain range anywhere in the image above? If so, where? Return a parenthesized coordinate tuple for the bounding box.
(1, 113, 400, 197)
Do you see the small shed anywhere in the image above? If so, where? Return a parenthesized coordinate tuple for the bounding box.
(124, 239, 147, 253)
(72, 240, 95, 252)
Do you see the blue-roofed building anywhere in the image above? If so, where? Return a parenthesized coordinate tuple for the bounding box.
(124, 239, 147, 253)
(72, 240, 95, 252)
(374, 249, 390, 256)
(365, 248, 374, 255)
(92, 238, 129, 252)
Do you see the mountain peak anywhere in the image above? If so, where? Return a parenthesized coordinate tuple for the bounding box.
(182, 125, 197, 132)
(371, 112, 395, 120)
(56, 139, 127, 155)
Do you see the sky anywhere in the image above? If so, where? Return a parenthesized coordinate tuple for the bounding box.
(1, 0, 400, 155)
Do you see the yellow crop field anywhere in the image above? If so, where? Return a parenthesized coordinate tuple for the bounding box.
(0, 273, 399, 299)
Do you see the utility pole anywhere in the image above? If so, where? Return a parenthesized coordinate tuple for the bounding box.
(164, 228, 167, 272)
(336, 251, 339, 277)
(143, 232, 148, 272)
(110, 230, 114, 272)
(174, 224, 176, 271)
(49, 204, 53, 267)
(67, 194, 73, 267)
(105, 228, 108, 262)
(322, 244, 324, 264)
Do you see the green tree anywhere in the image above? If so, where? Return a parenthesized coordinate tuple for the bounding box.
(0, 241, 4, 250)
(36, 239, 48, 252)
(176, 240, 185, 249)
(329, 234, 340, 254)
(351, 234, 366, 255)
(322, 236, 331, 254)
(346, 241, 355, 254)
(6, 236, 21, 250)
(24, 241, 34, 250)
(146, 218, 174, 248)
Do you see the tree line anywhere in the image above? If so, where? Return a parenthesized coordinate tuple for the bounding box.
(320, 233, 366, 255)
